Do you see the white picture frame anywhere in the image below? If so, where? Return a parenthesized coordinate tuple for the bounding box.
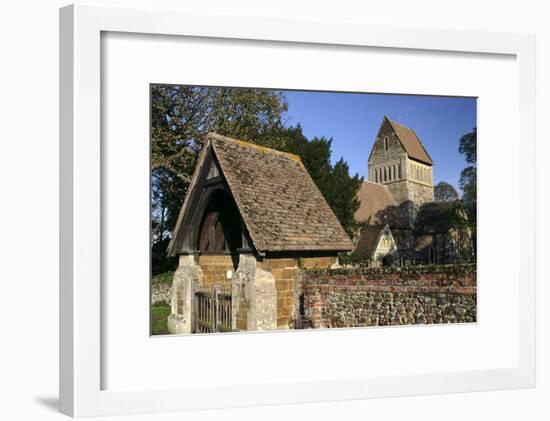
(59, 2, 535, 417)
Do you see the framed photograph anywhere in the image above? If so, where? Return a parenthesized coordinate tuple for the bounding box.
(60, 3, 535, 417)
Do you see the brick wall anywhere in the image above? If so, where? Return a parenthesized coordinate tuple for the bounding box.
(259, 256, 338, 329)
(297, 264, 476, 328)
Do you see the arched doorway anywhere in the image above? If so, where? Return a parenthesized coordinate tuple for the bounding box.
(197, 189, 242, 268)
(193, 189, 242, 333)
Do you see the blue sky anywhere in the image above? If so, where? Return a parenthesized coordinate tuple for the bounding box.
(282, 90, 477, 193)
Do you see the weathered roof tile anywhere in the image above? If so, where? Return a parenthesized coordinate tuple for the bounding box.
(355, 181, 398, 224)
(352, 225, 385, 259)
(209, 133, 353, 253)
(387, 118, 433, 165)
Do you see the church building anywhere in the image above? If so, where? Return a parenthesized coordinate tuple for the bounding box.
(368, 116, 434, 205)
(354, 116, 474, 266)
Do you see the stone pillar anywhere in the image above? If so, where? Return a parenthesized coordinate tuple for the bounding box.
(167, 254, 203, 334)
(232, 254, 277, 332)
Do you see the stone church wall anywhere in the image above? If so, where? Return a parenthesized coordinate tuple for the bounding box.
(369, 119, 407, 166)
(405, 180, 434, 204)
(296, 264, 476, 328)
(380, 178, 434, 205)
(368, 118, 434, 206)
(384, 179, 410, 203)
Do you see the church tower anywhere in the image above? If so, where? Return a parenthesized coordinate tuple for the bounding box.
(368, 116, 434, 205)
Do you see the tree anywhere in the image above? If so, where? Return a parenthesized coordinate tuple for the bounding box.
(459, 166, 476, 219)
(324, 159, 363, 236)
(151, 85, 288, 178)
(458, 128, 477, 218)
(459, 128, 477, 164)
(283, 124, 332, 190)
(151, 85, 289, 273)
(458, 128, 477, 254)
(151, 87, 362, 274)
(434, 181, 459, 202)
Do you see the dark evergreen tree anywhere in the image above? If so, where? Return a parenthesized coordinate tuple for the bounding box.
(281, 125, 363, 235)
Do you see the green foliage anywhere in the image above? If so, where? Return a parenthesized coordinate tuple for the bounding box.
(458, 128, 477, 254)
(151, 87, 362, 275)
(152, 271, 175, 285)
(458, 129, 477, 219)
(459, 166, 477, 214)
(338, 251, 369, 267)
(283, 124, 332, 186)
(458, 128, 477, 164)
(415, 200, 469, 233)
(151, 305, 171, 335)
(151, 238, 177, 276)
(434, 181, 459, 202)
(151, 85, 288, 176)
(325, 159, 363, 235)
(151, 85, 288, 249)
(209, 88, 289, 149)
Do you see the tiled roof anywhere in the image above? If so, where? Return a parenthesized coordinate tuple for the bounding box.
(354, 181, 398, 224)
(352, 225, 384, 259)
(387, 118, 433, 165)
(208, 133, 353, 253)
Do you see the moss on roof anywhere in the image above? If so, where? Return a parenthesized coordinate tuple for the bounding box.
(205, 133, 353, 253)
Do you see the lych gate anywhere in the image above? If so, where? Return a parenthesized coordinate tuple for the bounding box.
(166, 133, 352, 334)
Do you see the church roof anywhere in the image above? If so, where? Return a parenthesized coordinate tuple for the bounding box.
(352, 224, 393, 259)
(354, 181, 398, 224)
(386, 117, 433, 165)
(168, 133, 353, 255)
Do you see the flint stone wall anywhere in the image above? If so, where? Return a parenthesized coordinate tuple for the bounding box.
(296, 264, 476, 328)
(152, 282, 172, 305)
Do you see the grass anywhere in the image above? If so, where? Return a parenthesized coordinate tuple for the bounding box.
(150, 271, 174, 335)
(151, 305, 171, 335)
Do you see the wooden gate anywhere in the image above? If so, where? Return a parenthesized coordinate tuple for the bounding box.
(193, 286, 232, 333)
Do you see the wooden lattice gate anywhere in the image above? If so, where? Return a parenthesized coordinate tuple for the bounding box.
(193, 286, 232, 333)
